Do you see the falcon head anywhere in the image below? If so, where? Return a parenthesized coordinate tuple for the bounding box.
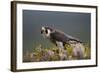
(41, 26, 54, 38)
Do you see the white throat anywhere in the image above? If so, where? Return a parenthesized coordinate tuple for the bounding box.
(46, 29, 51, 38)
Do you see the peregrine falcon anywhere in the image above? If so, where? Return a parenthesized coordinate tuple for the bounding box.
(41, 26, 85, 59)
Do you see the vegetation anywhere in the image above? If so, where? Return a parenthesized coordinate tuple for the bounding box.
(23, 43, 90, 62)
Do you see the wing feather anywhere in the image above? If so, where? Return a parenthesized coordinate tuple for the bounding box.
(50, 31, 82, 43)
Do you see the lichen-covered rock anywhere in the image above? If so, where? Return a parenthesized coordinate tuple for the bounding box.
(23, 43, 90, 62)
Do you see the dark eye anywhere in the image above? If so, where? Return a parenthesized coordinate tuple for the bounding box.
(45, 30, 48, 34)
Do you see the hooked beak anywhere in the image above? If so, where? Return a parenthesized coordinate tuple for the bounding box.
(41, 30, 44, 34)
(41, 27, 45, 34)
